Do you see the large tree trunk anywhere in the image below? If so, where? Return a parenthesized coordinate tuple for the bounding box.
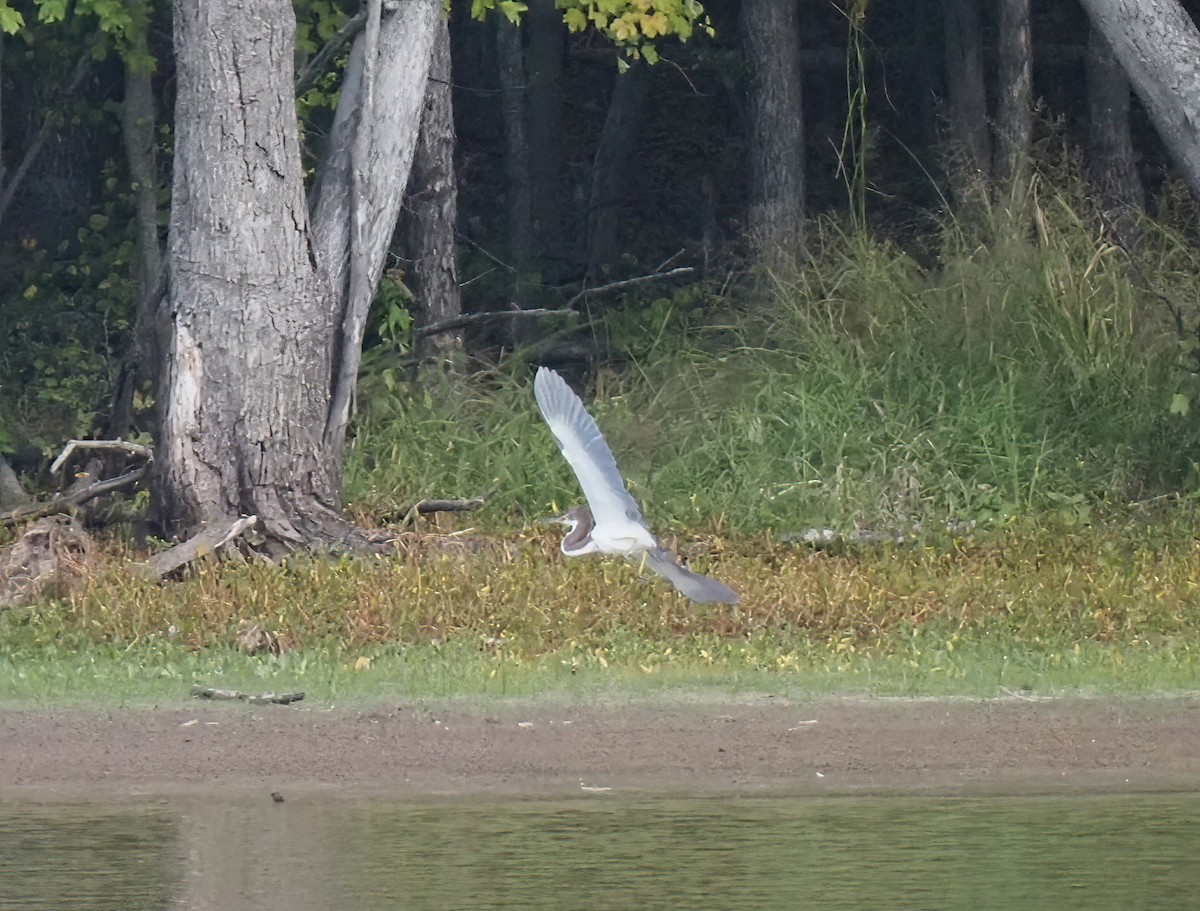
(161, 0, 438, 548)
(1077, 0, 1200, 199)
(942, 0, 990, 188)
(993, 0, 1032, 185)
(406, 18, 464, 365)
(1086, 25, 1144, 241)
(585, 61, 649, 279)
(161, 0, 339, 545)
(740, 0, 805, 264)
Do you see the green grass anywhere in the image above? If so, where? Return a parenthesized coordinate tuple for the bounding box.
(3, 508, 1200, 706)
(346, 175, 1197, 538)
(6, 166, 1200, 707)
(0, 621, 1195, 709)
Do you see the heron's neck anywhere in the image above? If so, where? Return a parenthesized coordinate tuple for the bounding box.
(561, 507, 599, 555)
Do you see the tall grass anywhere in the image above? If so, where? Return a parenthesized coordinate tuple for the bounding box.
(345, 172, 1194, 537)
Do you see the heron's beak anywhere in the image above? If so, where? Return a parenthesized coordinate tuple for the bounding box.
(538, 513, 570, 526)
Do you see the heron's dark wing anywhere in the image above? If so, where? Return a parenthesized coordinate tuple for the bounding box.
(642, 546, 740, 604)
(535, 367, 645, 529)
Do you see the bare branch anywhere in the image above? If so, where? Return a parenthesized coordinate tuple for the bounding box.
(416, 307, 576, 339)
(0, 468, 147, 529)
(50, 439, 154, 476)
(142, 515, 258, 579)
(565, 266, 694, 309)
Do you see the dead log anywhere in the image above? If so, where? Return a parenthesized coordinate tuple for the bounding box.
(141, 515, 259, 579)
(191, 684, 305, 705)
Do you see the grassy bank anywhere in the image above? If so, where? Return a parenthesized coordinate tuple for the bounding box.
(4, 172, 1200, 705)
(2, 510, 1198, 705)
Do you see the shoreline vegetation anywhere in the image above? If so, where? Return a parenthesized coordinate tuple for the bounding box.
(5, 174, 1200, 706)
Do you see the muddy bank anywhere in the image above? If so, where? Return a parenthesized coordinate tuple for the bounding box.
(2, 696, 1198, 800)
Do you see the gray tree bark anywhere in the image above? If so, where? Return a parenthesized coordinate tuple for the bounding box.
(1077, 0, 1200, 199)
(312, 0, 441, 455)
(994, 0, 1032, 185)
(162, 0, 338, 545)
(741, 0, 805, 263)
(942, 0, 990, 184)
(1086, 25, 1144, 239)
(406, 18, 464, 364)
(160, 0, 438, 546)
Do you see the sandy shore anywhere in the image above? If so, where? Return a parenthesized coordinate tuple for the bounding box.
(2, 695, 1198, 801)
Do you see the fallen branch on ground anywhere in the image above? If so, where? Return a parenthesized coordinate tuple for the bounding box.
(142, 515, 259, 579)
(191, 685, 305, 705)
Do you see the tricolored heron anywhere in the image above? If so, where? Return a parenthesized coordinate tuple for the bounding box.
(534, 367, 739, 604)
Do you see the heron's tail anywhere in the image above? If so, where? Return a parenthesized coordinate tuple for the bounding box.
(640, 546, 740, 604)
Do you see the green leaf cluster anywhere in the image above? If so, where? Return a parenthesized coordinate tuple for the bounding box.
(471, 0, 712, 64)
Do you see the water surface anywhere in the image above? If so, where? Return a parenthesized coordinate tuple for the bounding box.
(3, 792, 1197, 910)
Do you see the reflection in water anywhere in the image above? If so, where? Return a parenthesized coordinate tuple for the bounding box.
(0, 803, 176, 909)
(1, 793, 1198, 910)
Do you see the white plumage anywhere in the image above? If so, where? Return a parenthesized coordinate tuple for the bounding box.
(534, 367, 739, 604)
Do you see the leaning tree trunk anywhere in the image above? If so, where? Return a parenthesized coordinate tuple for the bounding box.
(1077, 0, 1200, 200)
(1086, 25, 1144, 241)
(311, 0, 441, 457)
(993, 0, 1032, 186)
(161, 0, 439, 547)
(740, 0, 806, 265)
(942, 0, 990, 189)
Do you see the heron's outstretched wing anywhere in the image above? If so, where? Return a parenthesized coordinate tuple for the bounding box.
(642, 546, 740, 604)
(535, 367, 645, 530)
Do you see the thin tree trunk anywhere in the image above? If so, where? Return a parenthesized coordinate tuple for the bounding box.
(526, 0, 565, 259)
(585, 61, 649, 278)
(1085, 26, 1144, 240)
(994, 0, 1032, 186)
(406, 18, 464, 365)
(495, 15, 533, 272)
(1078, 0, 1200, 200)
(741, 0, 805, 264)
(109, 45, 164, 437)
(942, 0, 990, 187)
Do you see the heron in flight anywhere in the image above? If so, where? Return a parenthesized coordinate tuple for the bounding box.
(534, 366, 739, 604)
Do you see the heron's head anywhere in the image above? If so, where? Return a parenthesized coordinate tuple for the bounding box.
(541, 505, 596, 555)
